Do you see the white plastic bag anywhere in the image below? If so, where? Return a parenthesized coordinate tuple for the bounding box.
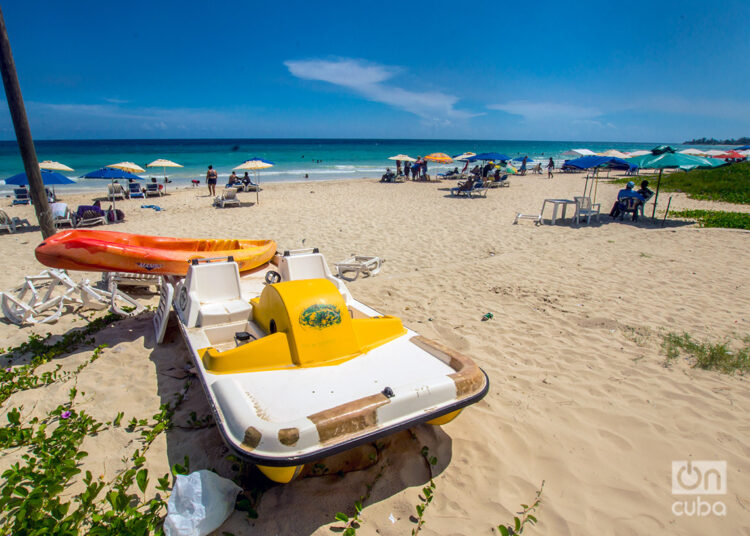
(163, 470, 242, 536)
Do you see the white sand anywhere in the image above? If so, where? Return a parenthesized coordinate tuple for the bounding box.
(1, 173, 749, 535)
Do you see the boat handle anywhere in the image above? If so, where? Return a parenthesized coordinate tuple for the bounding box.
(189, 255, 235, 265)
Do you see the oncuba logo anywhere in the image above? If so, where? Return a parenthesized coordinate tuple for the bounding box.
(671, 461, 726, 517)
(299, 303, 341, 329)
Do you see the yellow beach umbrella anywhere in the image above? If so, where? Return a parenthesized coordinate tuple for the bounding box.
(233, 158, 274, 205)
(39, 160, 74, 172)
(424, 152, 453, 164)
(108, 161, 146, 174)
(388, 154, 416, 162)
(147, 159, 183, 191)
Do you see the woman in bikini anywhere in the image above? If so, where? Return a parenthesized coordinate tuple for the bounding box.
(206, 165, 218, 196)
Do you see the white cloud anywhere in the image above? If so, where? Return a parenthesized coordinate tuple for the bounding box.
(284, 58, 475, 124)
(488, 100, 602, 122)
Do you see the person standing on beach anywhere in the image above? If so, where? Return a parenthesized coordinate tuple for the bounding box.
(206, 165, 218, 196)
(520, 156, 528, 175)
(396, 160, 401, 176)
(547, 157, 555, 179)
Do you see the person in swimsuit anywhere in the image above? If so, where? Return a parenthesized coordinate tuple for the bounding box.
(206, 165, 218, 195)
(547, 157, 555, 179)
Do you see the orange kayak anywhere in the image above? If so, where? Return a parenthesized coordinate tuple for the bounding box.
(36, 230, 277, 276)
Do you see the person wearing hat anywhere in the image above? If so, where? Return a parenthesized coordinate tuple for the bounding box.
(610, 181, 645, 219)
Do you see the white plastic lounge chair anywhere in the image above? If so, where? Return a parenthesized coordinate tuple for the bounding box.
(574, 196, 601, 225)
(50, 202, 75, 228)
(213, 187, 240, 208)
(0, 210, 31, 233)
(153, 278, 174, 345)
(513, 212, 542, 225)
(334, 255, 383, 282)
(107, 183, 127, 200)
(75, 207, 108, 227)
(468, 181, 489, 198)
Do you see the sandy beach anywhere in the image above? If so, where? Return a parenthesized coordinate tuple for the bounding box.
(1, 172, 749, 535)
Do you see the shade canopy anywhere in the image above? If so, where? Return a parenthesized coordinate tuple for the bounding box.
(736, 145, 750, 150)
(564, 155, 633, 170)
(626, 152, 726, 171)
(711, 150, 747, 160)
(81, 167, 144, 180)
(627, 150, 651, 157)
(452, 152, 476, 161)
(5, 170, 76, 186)
(234, 158, 274, 170)
(512, 155, 534, 162)
(147, 159, 183, 168)
(562, 148, 597, 157)
(387, 154, 416, 162)
(423, 152, 453, 164)
(107, 161, 146, 173)
(39, 160, 74, 172)
(467, 152, 511, 162)
(704, 149, 726, 157)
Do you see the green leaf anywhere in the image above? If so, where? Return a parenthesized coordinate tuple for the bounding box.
(344, 528, 356, 536)
(136, 468, 148, 493)
(354, 500, 362, 513)
(514, 516, 521, 531)
(527, 515, 537, 524)
(416, 504, 424, 517)
(498, 526, 510, 536)
(335, 512, 349, 523)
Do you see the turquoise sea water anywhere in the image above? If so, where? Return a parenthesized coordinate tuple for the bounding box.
(0, 138, 734, 195)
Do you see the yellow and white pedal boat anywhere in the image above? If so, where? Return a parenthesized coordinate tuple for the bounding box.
(159, 249, 489, 483)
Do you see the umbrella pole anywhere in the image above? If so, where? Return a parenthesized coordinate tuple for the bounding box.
(255, 170, 260, 205)
(583, 175, 590, 197)
(593, 168, 599, 203)
(651, 169, 663, 219)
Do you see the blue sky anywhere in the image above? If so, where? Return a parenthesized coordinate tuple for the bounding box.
(1, 0, 748, 141)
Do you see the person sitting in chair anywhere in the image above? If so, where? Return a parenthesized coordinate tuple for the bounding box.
(637, 179, 654, 201)
(610, 181, 645, 219)
(380, 168, 396, 182)
(451, 177, 475, 195)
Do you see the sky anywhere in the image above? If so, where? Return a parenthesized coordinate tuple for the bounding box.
(0, 0, 749, 142)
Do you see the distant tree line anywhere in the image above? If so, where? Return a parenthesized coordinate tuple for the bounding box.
(683, 137, 750, 145)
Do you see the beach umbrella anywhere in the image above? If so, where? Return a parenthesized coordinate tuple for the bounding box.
(387, 154, 416, 162)
(704, 150, 726, 157)
(81, 167, 144, 211)
(424, 153, 453, 164)
(565, 156, 633, 202)
(736, 145, 750, 150)
(627, 150, 651, 157)
(6, 170, 75, 185)
(147, 158, 183, 178)
(39, 160, 74, 172)
(625, 151, 728, 218)
(452, 152, 475, 161)
(561, 148, 596, 157)
(234, 157, 274, 205)
(468, 152, 511, 162)
(599, 150, 629, 158)
(712, 150, 746, 160)
(107, 161, 146, 174)
(679, 148, 707, 156)
(512, 155, 535, 163)
(147, 159, 183, 193)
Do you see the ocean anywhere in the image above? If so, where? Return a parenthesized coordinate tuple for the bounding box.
(0, 138, 730, 196)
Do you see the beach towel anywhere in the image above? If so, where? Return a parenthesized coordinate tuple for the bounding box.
(141, 205, 163, 211)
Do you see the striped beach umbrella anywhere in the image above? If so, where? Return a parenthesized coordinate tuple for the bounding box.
(107, 161, 145, 174)
(234, 158, 274, 205)
(424, 153, 453, 164)
(39, 160, 74, 172)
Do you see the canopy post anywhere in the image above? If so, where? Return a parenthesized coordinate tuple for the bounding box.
(651, 169, 663, 219)
(593, 168, 599, 203)
(0, 7, 55, 238)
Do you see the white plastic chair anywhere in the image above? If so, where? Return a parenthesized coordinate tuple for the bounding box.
(574, 196, 601, 225)
(334, 255, 383, 282)
(0, 210, 31, 233)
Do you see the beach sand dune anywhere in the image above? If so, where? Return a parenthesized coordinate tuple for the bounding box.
(0, 174, 748, 535)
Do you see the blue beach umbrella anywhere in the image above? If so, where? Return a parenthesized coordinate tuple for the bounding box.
(5, 170, 76, 186)
(735, 145, 750, 150)
(81, 167, 144, 210)
(81, 167, 144, 180)
(468, 152, 511, 162)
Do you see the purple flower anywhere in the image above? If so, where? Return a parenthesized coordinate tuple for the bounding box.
(4, 368, 10, 373)
(61, 410, 72, 419)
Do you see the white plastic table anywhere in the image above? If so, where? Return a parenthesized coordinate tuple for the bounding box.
(541, 198, 577, 225)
